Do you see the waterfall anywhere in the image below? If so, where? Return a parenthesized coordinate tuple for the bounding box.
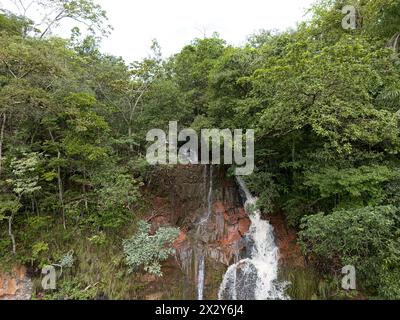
(197, 254, 205, 300)
(218, 176, 287, 300)
(196, 165, 213, 300)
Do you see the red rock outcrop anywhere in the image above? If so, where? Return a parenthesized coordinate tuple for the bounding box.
(0, 266, 32, 300)
(267, 214, 305, 268)
(173, 201, 250, 267)
(139, 165, 309, 299)
(145, 165, 251, 288)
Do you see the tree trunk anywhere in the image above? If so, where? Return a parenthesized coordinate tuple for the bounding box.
(8, 215, 16, 255)
(388, 32, 400, 52)
(57, 150, 66, 230)
(83, 168, 88, 211)
(394, 32, 400, 52)
(0, 112, 6, 178)
(49, 130, 66, 229)
(128, 126, 133, 152)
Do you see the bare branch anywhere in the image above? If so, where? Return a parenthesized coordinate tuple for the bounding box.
(0, 112, 6, 178)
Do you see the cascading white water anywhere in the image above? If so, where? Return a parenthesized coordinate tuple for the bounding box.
(218, 176, 287, 300)
(197, 254, 205, 300)
(196, 165, 213, 300)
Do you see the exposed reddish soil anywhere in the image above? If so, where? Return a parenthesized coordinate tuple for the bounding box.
(0, 266, 32, 300)
(267, 214, 305, 268)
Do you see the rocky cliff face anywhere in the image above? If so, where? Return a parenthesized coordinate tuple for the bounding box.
(268, 214, 305, 269)
(0, 266, 32, 300)
(143, 165, 306, 300)
(144, 165, 251, 299)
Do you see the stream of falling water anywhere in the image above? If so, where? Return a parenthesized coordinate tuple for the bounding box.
(218, 176, 288, 300)
(197, 255, 205, 300)
(197, 165, 213, 300)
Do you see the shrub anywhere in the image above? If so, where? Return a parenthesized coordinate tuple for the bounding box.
(122, 221, 179, 277)
(299, 205, 400, 299)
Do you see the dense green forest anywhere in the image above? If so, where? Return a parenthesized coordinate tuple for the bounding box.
(0, 0, 400, 300)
